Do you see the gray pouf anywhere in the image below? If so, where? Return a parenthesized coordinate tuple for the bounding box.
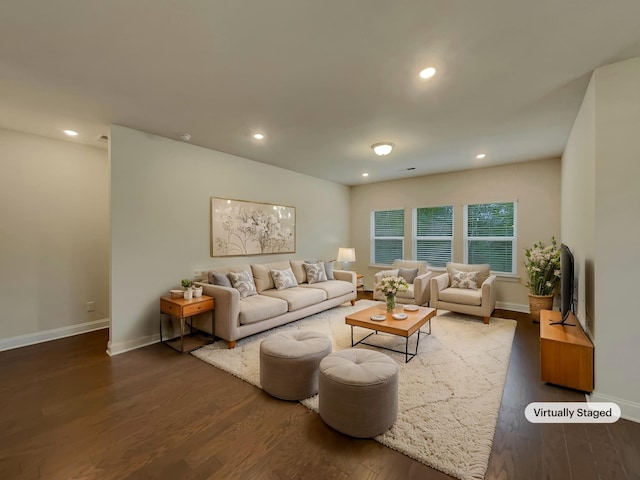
(319, 349, 399, 438)
(260, 330, 332, 401)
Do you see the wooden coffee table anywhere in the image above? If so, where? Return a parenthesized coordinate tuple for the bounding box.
(345, 303, 436, 363)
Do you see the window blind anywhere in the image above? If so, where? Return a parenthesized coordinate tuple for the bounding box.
(414, 206, 453, 267)
(465, 202, 516, 273)
(372, 209, 404, 264)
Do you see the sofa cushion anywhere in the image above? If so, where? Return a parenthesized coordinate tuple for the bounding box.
(324, 260, 336, 280)
(304, 262, 328, 284)
(271, 268, 298, 291)
(439, 287, 482, 306)
(228, 270, 258, 298)
(290, 260, 308, 284)
(398, 268, 419, 284)
(379, 268, 399, 278)
(299, 280, 353, 299)
(450, 269, 479, 290)
(238, 295, 289, 325)
(446, 262, 490, 288)
(252, 261, 291, 292)
(209, 272, 232, 287)
(261, 286, 327, 311)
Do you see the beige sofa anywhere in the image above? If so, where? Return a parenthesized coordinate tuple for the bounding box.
(373, 259, 433, 306)
(430, 262, 497, 324)
(193, 260, 357, 348)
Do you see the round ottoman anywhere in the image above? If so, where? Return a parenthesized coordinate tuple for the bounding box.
(319, 349, 398, 438)
(259, 330, 332, 401)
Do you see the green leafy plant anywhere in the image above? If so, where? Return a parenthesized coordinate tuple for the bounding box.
(524, 237, 561, 296)
(181, 278, 193, 290)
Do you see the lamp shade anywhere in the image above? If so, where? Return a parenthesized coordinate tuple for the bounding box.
(337, 247, 356, 263)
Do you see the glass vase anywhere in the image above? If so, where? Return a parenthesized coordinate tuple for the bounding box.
(385, 294, 396, 313)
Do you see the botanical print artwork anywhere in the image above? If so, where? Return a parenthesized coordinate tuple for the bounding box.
(211, 198, 295, 256)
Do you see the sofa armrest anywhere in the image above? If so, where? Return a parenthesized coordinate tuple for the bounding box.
(430, 272, 450, 303)
(481, 274, 497, 309)
(333, 269, 357, 289)
(413, 271, 434, 306)
(199, 283, 240, 342)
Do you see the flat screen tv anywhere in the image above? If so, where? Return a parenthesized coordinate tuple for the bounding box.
(552, 243, 576, 326)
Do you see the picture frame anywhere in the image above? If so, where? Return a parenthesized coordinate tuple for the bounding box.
(210, 197, 296, 257)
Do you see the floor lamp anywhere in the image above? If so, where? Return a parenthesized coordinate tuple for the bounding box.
(337, 247, 356, 270)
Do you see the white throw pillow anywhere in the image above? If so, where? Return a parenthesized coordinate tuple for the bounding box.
(450, 269, 479, 290)
(228, 270, 258, 298)
(304, 262, 327, 284)
(271, 268, 298, 291)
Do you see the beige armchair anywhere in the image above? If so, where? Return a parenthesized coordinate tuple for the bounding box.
(373, 260, 433, 306)
(430, 262, 497, 324)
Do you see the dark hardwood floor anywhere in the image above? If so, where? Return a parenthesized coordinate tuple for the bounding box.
(1, 297, 639, 479)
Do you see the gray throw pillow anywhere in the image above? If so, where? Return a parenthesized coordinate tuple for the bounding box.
(271, 268, 298, 291)
(210, 272, 232, 287)
(304, 262, 327, 284)
(324, 260, 335, 280)
(228, 270, 258, 298)
(398, 267, 419, 284)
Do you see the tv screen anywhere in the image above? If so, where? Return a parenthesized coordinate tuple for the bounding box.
(560, 243, 574, 322)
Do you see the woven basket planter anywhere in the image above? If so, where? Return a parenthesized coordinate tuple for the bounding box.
(528, 294, 554, 323)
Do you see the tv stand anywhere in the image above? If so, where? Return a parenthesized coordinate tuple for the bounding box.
(539, 310, 593, 392)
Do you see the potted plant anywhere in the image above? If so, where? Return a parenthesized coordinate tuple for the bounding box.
(524, 237, 561, 322)
(375, 275, 409, 312)
(181, 278, 193, 300)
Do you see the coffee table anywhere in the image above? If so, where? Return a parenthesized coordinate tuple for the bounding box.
(345, 303, 436, 363)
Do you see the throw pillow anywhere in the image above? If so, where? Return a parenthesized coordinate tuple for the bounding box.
(324, 260, 336, 280)
(398, 267, 419, 284)
(271, 268, 299, 291)
(228, 270, 258, 298)
(210, 272, 232, 288)
(450, 269, 479, 290)
(304, 262, 327, 284)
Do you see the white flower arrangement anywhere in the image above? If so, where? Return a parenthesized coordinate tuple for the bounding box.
(376, 275, 409, 297)
(524, 237, 561, 296)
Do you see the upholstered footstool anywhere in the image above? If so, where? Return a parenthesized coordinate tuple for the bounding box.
(259, 330, 332, 401)
(318, 349, 399, 438)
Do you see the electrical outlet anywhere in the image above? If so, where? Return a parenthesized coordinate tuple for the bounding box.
(87, 301, 95, 312)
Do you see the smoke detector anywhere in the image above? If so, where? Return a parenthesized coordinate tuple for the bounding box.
(179, 133, 192, 142)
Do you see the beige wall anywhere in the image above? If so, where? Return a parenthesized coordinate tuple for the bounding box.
(350, 158, 561, 311)
(109, 125, 351, 354)
(0, 128, 110, 350)
(566, 57, 640, 421)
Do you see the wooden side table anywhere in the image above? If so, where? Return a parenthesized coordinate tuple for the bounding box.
(160, 295, 215, 353)
(356, 273, 365, 291)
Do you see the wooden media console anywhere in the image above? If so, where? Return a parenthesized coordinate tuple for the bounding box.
(539, 309, 594, 392)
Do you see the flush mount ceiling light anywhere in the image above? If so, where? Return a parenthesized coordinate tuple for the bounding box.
(371, 142, 394, 156)
(362, 172, 369, 177)
(179, 133, 191, 142)
(419, 67, 437, 79)
(476, 153, 486, 159)
(253, 133, 265, 140)
(64, 129, 78, 136)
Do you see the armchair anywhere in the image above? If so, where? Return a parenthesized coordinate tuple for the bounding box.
(373, 260, 433, 306)
(430, 262, 496, 324)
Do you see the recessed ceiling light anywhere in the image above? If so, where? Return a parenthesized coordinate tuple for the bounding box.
(476, 153, 486, 159)
(64, 129, 78, 136)
(253, 133, 265, 140)
(419, 67, 436, 79)
(362, 173, 369, 177)
(371, 142, 394, 156)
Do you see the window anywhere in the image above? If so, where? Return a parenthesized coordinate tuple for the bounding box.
(371, 209, 404, 264)
(413, 205, 453, 268)
(464, 202, 517, 273)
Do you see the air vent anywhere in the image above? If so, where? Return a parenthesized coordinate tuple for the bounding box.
(399, 167, 416, 171)
(96, 134, 109, 143)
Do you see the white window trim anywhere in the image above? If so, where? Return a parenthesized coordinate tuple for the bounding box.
(463, 202, 517, 274)
(370, 209, 405, 266)
(412, 206, 454, 268)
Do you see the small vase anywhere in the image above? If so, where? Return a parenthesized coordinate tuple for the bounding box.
(183, 289, 193, 300)
(193, 286, 203, 298)
(385, 294, 396, 313)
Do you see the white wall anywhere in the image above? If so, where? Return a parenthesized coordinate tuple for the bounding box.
(109, 125, 351, 354)
(350, 158, 561, 311)
(0, 128, 110, 350)
(563, 56, 640, 422)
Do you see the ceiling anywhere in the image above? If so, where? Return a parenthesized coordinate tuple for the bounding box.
(2, 1, 640, 186)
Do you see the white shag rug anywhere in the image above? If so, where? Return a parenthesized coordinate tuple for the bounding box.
(192, 300, 516, 480)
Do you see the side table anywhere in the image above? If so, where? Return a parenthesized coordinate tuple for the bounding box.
(356, 273, 365, 292)
(160, 295, 215, 353)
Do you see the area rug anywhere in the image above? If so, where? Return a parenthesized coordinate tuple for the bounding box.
(192, 300, 516, 480)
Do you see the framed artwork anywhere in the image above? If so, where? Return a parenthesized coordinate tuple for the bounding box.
(210, 197, 296, 257)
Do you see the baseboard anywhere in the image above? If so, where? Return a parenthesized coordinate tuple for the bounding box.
(0, 319, 110, 352)
(495, 301, 529, 313)
(588, 390, 640, 423)
(107, 333, 161, 356)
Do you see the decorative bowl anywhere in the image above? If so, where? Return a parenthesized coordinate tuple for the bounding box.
(170, 289, 184, 298)
(403, 305, 419, 311)
(392, 312, 408, 320)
